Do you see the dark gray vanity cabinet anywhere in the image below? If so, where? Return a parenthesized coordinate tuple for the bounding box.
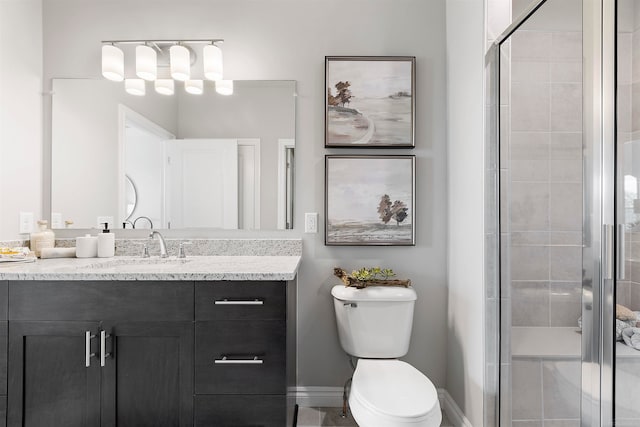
(6, 281, 194, 427)
(2, 278, 296, 427)
(194, 281, 296, 427)
(0, 281, 8, 427)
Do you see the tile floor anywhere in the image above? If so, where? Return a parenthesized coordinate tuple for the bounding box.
(297, 406, 453, 426)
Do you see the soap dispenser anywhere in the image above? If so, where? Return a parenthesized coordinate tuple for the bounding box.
(97, 222, 115, 258)
(30, 220, 55, 258)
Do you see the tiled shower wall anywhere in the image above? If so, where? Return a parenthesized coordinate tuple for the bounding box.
(508, 30, 583, 329)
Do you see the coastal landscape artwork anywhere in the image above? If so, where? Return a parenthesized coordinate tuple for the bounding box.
(325, 56, 415, 148)
(325, 155, 415, 246)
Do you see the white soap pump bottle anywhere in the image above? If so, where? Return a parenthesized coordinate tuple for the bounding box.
(97, 222, 115, 258)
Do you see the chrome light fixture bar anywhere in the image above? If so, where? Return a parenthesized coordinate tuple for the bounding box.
(101, 39, 227, 96)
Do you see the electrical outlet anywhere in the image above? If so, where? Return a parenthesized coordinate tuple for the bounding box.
(304, 212, 318, 233)
(19, 212, 34, 234)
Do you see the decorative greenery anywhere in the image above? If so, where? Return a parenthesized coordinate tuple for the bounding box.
(350, 267, 396, 281)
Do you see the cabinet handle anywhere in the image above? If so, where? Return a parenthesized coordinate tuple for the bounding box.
(85, 331, 96, 368)
(214, 299, 264, 305)
(214, 356, 264, 364)
(100, 330, 111, 367)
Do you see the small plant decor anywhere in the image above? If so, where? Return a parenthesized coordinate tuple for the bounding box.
(333, 267, 411, 289)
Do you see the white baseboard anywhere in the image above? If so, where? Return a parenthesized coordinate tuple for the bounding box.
(291, 386, 473, 427)
(438, 389, 473, 427)
(291, 386, 345, 408)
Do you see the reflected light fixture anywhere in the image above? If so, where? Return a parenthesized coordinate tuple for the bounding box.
(170, 44, 191, 81)
(101, 44, 124, 81)
(101, 39, 224, 95)
(185, 79, 204, 95)
(203, 43, 223, 81)
(215, 79, 233, 96)
(154, 79, 174, 96)
(125, 79, 145, 96)
(136, 44, 157, 81)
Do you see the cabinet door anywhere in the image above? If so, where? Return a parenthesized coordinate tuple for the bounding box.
(100, 321, 193, 427)
(7, 321, 101, 427)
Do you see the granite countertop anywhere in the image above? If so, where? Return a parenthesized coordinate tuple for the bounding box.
(0, 256, 301, 281)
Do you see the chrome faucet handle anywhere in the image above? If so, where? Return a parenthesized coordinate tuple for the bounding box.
(178, 242, 192, 259)
(142, 243, 150, 258)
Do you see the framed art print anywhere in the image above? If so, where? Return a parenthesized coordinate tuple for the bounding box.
(325, 56, 415, 148)
(325, 155, 415, 246)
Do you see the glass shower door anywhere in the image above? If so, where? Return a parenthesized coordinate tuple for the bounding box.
(614, 0, 640, 424)
(495, 0, 585, 425)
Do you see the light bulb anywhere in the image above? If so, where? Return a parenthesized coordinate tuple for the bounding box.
(215, 80, 233, 96)
(203, 44, 223, 81)
(102, 44, 124, 81)
(185, 79, 204, 95)
(125, 79, 145, 96)
(136, 45, 157, 81)
(154, 79, 174, 95)
(170, 45, 190, 81)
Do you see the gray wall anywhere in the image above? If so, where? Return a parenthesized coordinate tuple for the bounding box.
(41, 0, 448, 391)
(446, 0, 485, 424)
(0, 0, 43, 239)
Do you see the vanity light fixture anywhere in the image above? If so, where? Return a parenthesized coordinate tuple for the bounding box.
(101, 44, 124, 81)
(170, 44, 191, 81)
(185, 79, 204, 95)
(203, 42, 223, 81)
(136, 44, 157, 81)
(101, 39, 226, 95)
(215, 79, 234, 96)
(154, 79, 174, 96)
(125, 78, 145, 96)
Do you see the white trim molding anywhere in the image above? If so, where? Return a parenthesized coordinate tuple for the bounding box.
(291, 387, 473, 427)
(438, 389, 473, 427)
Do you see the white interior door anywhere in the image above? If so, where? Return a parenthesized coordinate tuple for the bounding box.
(164, 139, 238, 229)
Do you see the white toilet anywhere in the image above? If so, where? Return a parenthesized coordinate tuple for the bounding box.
(332, 285, 442, 427)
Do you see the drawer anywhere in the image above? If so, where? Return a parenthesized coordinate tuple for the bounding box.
(194, 394, 286, 427)
(9, 281, 194, 321)
(195, 281, 285, 321)
(195, 320, 285, 394)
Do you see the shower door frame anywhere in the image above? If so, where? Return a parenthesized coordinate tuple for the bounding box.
(490, 0, 617, 425)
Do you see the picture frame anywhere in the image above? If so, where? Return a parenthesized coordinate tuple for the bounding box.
(325, 56, 415, 148)
(325, 155, 415, 246)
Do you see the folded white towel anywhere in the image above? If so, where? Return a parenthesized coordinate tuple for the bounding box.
(40, 247, 76, 259)
(622, 327, 640, 351)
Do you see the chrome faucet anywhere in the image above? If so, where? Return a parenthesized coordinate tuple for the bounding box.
(133, 216, 154, 229)
(149, 231, 169, 258)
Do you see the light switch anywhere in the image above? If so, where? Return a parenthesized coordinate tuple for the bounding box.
(305, 213, 318, 233)
(19, 212, 34, 234)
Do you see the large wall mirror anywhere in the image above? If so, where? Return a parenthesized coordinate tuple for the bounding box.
(51, 79, 295, 230)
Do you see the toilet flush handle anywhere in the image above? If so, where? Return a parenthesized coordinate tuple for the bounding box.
(344, 302, 357, 308)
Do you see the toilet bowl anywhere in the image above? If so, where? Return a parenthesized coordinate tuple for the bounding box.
(331, 285, 442, 427)
(349, 359, 442, 427)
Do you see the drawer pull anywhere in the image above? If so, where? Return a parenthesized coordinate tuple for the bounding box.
(214, 299, 264, 305)
(214, 356, 264, 364)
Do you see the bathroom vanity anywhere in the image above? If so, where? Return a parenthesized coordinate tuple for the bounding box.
(0, 254, 300, 427)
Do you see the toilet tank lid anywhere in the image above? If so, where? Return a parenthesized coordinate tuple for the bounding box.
(331, 285, 417, 302)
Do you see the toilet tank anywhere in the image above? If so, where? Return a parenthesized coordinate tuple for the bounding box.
(331, 285, 417, 358)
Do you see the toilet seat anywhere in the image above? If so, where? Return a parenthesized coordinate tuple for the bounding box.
(349, 359, 442, 427)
